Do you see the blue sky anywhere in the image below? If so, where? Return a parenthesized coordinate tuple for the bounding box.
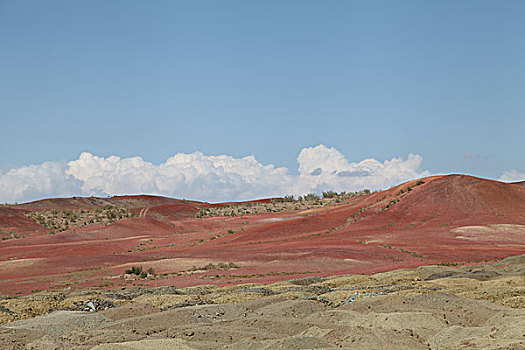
(0, 1, 524, 202)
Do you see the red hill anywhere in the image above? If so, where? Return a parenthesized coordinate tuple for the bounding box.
(0, 174, 523, 296)
(361, 174, 525, 226)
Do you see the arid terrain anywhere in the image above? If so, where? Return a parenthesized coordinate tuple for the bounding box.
(0, 174, 524, 349)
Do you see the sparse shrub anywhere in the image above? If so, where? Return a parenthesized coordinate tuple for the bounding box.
(196, 188, 363, 218)
(125, 265, 153, 277)
(204, 263, 215, 270)
(303, 193, 320, 201)
(322, 190, 337, 199)
(416, 180, 425, 186)
(27, 206, 132, 230)
(282, 195, 295, 202)
(385, 199, 397, 209)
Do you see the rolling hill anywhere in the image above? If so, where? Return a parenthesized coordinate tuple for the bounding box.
(0, 174, 523, 296)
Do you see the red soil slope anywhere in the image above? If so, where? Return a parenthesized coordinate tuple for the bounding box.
(0, 175, 523, 296)
(0, 208, 47, 239)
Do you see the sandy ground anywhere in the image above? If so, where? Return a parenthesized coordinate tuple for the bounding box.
(1, 254, 523, 349)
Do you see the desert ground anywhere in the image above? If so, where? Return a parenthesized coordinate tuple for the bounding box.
(0, 174, 524, 349)
(1, 254, 524, 349)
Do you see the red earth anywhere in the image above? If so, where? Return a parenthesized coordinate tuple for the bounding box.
(0, 174, 524, 296)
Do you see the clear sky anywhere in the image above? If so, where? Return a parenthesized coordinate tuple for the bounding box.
(0, 1, 524, 203)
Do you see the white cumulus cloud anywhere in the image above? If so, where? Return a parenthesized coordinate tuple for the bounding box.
(0, 145, 430, 203)
(499, 170, 525, 182)
(66, 152, 292, 202)
(0, 162, 82, 203)
(291, 145, 429, 195)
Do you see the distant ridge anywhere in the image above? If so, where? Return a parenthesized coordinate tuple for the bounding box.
(14, 194, 202, 211)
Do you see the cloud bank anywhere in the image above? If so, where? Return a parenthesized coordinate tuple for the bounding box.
(1, 145, 431, 203)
